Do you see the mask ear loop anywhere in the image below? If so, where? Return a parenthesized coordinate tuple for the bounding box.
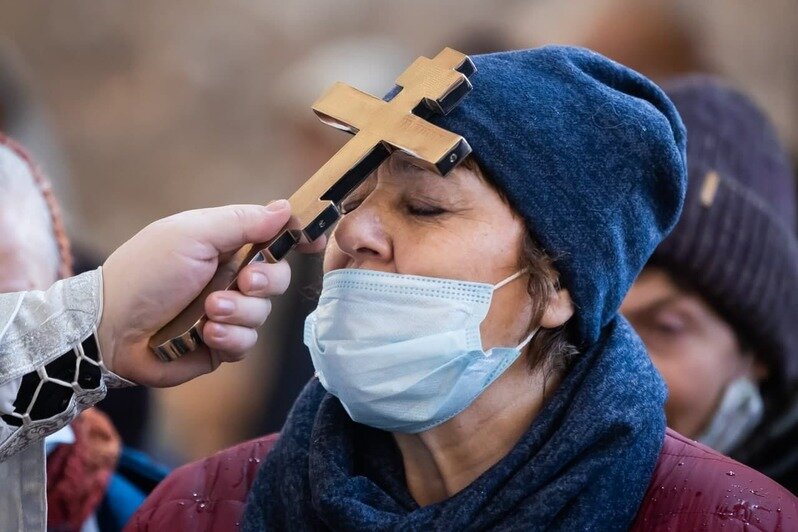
(492, 269, 538, 350)
(493, 268, 529, 290)
(516, 327, 538, 350)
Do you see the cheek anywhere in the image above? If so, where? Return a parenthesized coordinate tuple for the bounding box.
(396, 238, 505, 284)
(393, 229, 477, 278)
(480, 285, 533, 349)
(649, 342, 735, 435)
(397, 213, 524, 281)
(650, 342, 726, 397)
(322, 233, 345, 273)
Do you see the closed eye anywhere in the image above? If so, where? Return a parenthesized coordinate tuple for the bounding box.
(407, 203, 447, 217)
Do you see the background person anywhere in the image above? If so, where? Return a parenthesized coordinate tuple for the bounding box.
(0, 41, 153, 449)
(0, 130, 125, 530)
(0, 131, 309, 529)
(622, 75, 798, 493)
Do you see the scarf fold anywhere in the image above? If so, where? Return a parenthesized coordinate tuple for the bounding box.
(243, 317, 666, 531)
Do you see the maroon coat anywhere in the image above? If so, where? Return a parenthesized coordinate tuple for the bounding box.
(126, 429, 796, 531)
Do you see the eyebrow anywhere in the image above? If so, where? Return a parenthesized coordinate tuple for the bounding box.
(347, 174, 377, 199)
(389, 154, 430, 175)
(640, 292, 713, 325)
(374, 153, 477, 206)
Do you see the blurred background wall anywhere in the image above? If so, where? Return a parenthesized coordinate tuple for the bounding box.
(1, 0, 795, 463)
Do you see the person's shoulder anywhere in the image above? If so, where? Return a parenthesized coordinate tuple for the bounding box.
(631, 428, 797, 530)
(123, 433, 279, 532)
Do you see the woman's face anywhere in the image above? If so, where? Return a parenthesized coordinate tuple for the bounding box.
(621, 267, 756, 438)
(323, 153, 532, 349)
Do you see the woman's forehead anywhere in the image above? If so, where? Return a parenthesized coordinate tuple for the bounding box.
(373, 152, 473, 189)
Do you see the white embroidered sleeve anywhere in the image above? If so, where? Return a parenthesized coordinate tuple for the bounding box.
(0, 268, 135, 461)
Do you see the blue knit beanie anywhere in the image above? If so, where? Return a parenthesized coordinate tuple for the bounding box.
(425, 46, 687, 345)
(653, 75, 798, 389)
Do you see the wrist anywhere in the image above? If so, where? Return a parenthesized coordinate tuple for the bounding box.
(96, 266, 118, 375)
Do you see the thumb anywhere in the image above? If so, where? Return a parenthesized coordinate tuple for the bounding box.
(142, 346, 218, 388)
(178, 201, 292, 255)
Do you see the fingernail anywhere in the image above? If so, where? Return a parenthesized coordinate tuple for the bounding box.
(207, 322, 225, 339)
(249, 272, 268, 291)
(266, 199, 290, 212)
(215, 297, 234, 316)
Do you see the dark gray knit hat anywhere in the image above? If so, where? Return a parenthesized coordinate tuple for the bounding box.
(652, 75, 798, 389)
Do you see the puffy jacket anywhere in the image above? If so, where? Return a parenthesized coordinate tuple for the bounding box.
(126, 429, 796, 531)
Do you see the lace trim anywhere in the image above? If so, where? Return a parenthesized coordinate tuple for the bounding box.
(0, 328, 134, 461)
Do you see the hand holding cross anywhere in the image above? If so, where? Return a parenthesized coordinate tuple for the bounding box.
(150, 47, 476, 360)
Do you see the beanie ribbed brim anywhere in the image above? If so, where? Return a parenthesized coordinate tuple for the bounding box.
(653, 172, 798, 387)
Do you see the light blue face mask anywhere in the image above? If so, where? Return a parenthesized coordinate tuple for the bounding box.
(696, 376, 764, 455)
(304, 268, 535, 433)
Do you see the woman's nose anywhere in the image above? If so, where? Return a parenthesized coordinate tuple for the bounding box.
(332, 201, 392, 266)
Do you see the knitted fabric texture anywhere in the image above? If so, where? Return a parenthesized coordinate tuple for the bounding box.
(243, 318, 667, 531)
(652, 76, 798, 388)
(430, 46, 687, 345)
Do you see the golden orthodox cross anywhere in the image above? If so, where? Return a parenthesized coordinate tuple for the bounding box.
(151, 47, 476, 360)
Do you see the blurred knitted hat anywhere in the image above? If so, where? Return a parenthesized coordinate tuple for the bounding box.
(651, 75, 798, 388)
(426, 46, 687, 344)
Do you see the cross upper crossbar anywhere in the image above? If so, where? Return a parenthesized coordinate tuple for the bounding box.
(312, 48, 474, 171)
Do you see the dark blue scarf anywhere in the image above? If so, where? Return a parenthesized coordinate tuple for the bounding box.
(242, 317, 666, 531)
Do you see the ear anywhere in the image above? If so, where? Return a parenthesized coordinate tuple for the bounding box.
(540, 288, 574, 329)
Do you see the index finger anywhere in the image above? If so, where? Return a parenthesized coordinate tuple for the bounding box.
(174, 201, 292, 256)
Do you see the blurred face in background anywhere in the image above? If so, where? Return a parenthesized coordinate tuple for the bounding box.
(0, 146, 59, 293)
(621, 266, 758, 438)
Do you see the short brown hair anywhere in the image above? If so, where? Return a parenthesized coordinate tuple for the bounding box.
(461, 156, 578, 377)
